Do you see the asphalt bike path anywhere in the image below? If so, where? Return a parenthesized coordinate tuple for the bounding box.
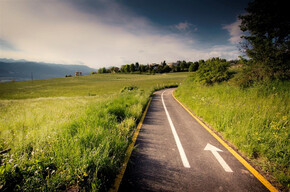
(119, 88, 270, 192)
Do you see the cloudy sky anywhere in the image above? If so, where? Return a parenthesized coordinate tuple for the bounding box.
(0, 0, 249, 68)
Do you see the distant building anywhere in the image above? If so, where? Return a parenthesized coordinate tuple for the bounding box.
(75, 71, 82, 76)
(168, 62, 178, 67)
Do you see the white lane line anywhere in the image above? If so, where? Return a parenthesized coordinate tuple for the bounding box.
(161, 91, 190, 168)
(204, 143, 233, 172)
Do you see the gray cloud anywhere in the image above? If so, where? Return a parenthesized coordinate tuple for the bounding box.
(0, 0, 240, 68)
(223, 19, 243, 44)
(173, 22, 198, 33)
(175, 22, 192, 31)
(0, 38, 18, 51)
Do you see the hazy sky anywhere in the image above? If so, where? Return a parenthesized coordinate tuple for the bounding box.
(0, 0, 249, 68)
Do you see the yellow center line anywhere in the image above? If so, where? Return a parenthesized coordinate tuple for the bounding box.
(172, 90, 278, 192)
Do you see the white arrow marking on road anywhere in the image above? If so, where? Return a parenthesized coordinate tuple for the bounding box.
(161, 91, 190, 168)
(204, 143, 233, 172)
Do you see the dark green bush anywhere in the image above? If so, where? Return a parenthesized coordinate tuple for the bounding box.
(120, 86, 138, 93)
(196, 57, 230, 85)
(232, 60, 290, 88)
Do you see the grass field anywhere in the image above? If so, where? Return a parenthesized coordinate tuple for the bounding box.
(175, 75, 289, 190)
(0, 73, 187, 99)
(0, 73, 189, 191)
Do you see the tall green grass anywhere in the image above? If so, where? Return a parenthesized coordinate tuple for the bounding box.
(175, 75, 289, 190)
(0, 73, 188, 191)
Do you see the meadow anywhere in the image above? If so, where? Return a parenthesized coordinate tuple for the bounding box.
(175, 75, 289, 190)
(0, 73, 189, 191)
(0, 73, 187, 99)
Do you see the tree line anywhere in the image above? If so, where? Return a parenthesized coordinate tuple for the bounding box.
(93, 59, 220, 74)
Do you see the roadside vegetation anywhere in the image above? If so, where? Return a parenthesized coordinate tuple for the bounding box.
(0, 73, 188, 191)
(176, 0, 289, 190)
(175, 78, 289, 189)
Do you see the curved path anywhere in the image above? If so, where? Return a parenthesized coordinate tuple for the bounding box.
(119, 88, 270, 192)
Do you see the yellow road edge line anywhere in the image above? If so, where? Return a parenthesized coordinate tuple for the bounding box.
(172, 91, 279, 192)
(109, 97, 152, 192)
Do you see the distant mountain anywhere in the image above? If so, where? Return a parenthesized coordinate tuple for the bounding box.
(0, 59, 97, 82)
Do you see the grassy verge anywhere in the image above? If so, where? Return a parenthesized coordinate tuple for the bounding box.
(0, 73, 188, 191)
(175, 75, 289, 190)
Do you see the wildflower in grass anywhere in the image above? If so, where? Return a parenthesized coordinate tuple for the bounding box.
(270, 121, 279, 130)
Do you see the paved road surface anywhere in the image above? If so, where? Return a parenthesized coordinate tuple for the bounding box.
(119, 88, 269, 192)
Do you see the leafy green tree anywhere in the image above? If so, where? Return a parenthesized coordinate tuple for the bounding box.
(171, 65, 176, 72)
(180, 60, 187, 71)
(120, 65, 126, 73)
(149, 65, 154, 73)
(198, 60, 205, 69)
(163, 65, 171, 73)
(238, 56, 248, 65)
(161, 60, 166, 66)
(197, 57, 230, 85)
(126, 65, 130, 73)
(121, 65, 130, 73)
(139, 65, 146, 72)
(157, 65, 164, 73)
(135, 62, 139, 71)
(98, 67, 107, 73)
(130, 64, 135, 72)
(145, 64, 149, 72)
(187, 62, 193, 70)
(189, 61, 199, 72)
(239, 0, 290, 80)
(176, 64, 181, 72)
